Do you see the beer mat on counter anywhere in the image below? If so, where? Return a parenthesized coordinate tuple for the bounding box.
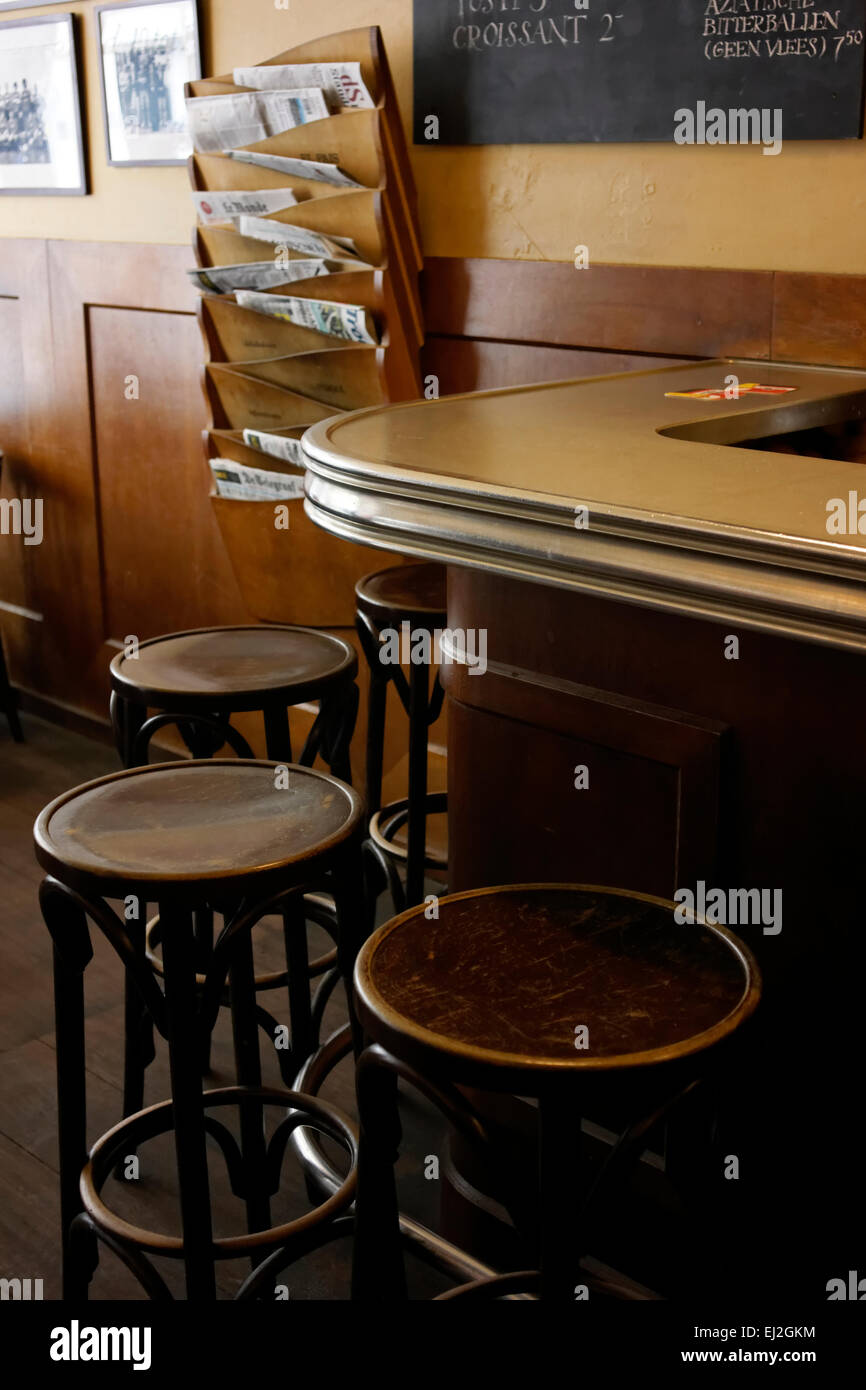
(665, 384, 798, 400)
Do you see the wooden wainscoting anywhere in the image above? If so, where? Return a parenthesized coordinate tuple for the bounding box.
(419, 257, 866, 391)
(3, 243, 866, 730)
(0, 239, 247, 721)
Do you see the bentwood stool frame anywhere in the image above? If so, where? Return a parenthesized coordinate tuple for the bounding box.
(354, 565, 447, 909)
(108, 625, 361, 1114)
(350, 883, 762, 1302)
(35, 759, 367, 1299)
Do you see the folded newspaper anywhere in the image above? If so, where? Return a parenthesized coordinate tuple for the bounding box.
(235, 291, 379, 345)
(232, 62, 375, 111)
(210, 458, 306, 501)
(188, 258, 351, 294)
(235, 213, 361, 261)
(192, 188, 298, 227)
(242, 430, 305, 466)
(186, 90, 330, 153)
(228, 149, 363, 190)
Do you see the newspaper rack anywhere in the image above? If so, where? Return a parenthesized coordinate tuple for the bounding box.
(187, 26, 420, 624)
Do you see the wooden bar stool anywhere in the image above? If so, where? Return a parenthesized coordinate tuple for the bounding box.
(109, 624, 359, 779)
(355, 564, 447, 909)
(109, 625, 360, 1099)
(351, 884, 761, 1302)
(35, 759, 366, 1300)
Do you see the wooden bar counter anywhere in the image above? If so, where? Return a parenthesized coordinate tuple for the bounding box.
(303, 360, 866, 1297)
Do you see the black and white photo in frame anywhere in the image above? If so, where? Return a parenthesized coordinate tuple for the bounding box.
(96, 0, 201, 166)
(0, 13, 86, 196)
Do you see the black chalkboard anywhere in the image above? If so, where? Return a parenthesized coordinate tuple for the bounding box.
(413, 0, 866, 145)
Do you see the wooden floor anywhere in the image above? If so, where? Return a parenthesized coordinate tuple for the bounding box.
(0, 712, 450, 1301)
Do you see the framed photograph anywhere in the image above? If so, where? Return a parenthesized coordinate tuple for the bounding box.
(0, 14, 86, 196)
(96, 0, 201, 167)
(0, 3, 71, 11)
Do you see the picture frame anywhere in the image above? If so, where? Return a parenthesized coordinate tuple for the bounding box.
(0, 2, 71, 12)
(95, 0, 201, 168)
(0, 13, 86, 197)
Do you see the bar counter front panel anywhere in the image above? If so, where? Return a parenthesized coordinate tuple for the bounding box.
(303, 361, 866, 1293)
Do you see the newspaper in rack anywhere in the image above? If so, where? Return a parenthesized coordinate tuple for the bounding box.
(192, 188, 298, 227)
(235, 213, 361, 260)
(242, 430, 305, 466)
(210, 458, 306, 501)
(228, 149, 363, 189)
(187, 259, 346, 294)
(186, 89, 330, 153)
(235, 291, 379, 345)
(233, 62, 375, 111)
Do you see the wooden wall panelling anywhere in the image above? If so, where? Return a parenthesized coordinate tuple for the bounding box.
(444, 657, 727, 901)
(772, 272, 866, 369)
(421, 258, 776, 359)
(45, 240, 247, 715)
(0, 241, 60, 701)
(422, 338, 689, 395)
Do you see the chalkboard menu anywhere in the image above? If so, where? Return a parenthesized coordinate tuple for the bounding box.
(413, 0, 866, 145)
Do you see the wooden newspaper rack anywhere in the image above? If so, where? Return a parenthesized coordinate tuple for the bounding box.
(186, 26, 420, 623)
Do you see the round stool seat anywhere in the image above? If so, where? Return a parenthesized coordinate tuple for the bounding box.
(355, 563, 447, 628)
(110, 626, 357, 711)
(34, 759, 363, 899)
(355, 884, 760, 1086)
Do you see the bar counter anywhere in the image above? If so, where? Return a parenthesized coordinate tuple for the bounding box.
(303, 360, 866, 1290)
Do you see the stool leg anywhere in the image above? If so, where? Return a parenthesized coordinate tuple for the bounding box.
(331, 843, 368, 1057)
(318, 683, 359, 785)
(40, 880, 96, 1299)
(406, 658, 430, 907)
(109, 691, 145, 769)
(160, 902, 216, 1300)
(283, 898, 313, 1069)
(228, 928, 272, 1254)
(360, 627, 387, 819)
(0, 638, 22, 741)
(263, 704, 292, 762)
(353, 1047, 407, 1300)
(538, 1096, 582, 1303)
(193, 908, 214, 1075)
(119, 909, 152, 1138)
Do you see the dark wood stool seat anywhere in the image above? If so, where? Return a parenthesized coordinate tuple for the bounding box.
(351, 884, 761, 1301)
(109, 624, 358, 778)
(35, 759, 366, 1300)
(355, 564, 448, 910)
(37, 759, 359, 894)
(354, 563, 447, 629)
(110, 625, 356, 709)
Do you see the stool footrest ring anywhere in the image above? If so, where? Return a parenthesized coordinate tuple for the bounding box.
(81, 1086, 357, 1263)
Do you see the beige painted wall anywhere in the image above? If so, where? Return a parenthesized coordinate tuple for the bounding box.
(0, 0, 864, 271)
